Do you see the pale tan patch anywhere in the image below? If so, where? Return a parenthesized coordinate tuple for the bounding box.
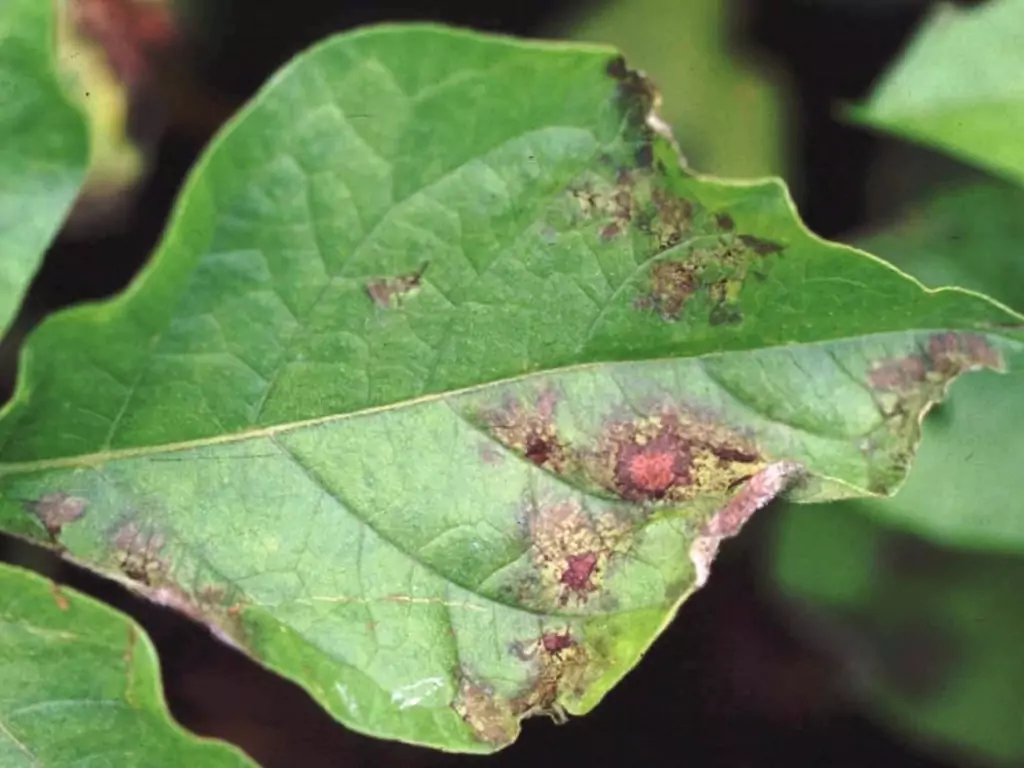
(452, 679, 518, 747)
(690, 461, 801, 585)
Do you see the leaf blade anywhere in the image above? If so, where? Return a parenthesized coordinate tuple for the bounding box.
(0, 24, 1022, 752)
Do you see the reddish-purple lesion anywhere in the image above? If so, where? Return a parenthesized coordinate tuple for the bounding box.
(868, 332, 1004, 393)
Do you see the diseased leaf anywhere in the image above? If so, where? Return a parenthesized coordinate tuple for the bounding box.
(0, 25, 1021, 752)
(841, 181, 1024, 549)
(557, 0, 789, 177)
(853, 0, 1024, 185)
(0, 0, 88, 336)
(0, 562, 255, 767)
(771, 504, 1024, 766)
(770, 181, 1024, 763)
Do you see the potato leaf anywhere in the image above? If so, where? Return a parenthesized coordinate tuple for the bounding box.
(0, 25, 1020, 752)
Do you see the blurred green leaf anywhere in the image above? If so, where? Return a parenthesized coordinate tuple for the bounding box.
(556, 0, 789, 178)
(853, 0, 1024, 186)
(857, 182, 1024, 311)
(0, 0, 88, 336)
(0, 562, 255, 767)
(0, 24, 1021, 753)
(773, 504, 1024, 766)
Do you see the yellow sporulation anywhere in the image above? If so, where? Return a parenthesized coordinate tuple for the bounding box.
(112, 520, 167, 585)
(481, 392, 571, 474)
(511, 633, 592, 720)
(583, 409, 764, 504)
(526, 499, 631, 607)
(455, 629, 599, 745)
(687, 448, 759, 495)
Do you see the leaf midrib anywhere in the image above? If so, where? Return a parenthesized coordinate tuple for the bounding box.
(0, 327, 1016, 476)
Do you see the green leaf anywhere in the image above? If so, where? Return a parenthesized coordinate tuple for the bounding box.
(0, 25, 1020, 752)
(0, 0, 88, 336)
(772, 504, 1024, 766)
(852, 0, 1024, 186)
(0, 562, 255, 766)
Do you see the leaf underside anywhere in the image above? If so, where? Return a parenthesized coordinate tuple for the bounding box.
(0, 24, 1021, 752)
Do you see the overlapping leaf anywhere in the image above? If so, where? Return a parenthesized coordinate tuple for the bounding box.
(853, 0, 1024, 184)
(0, 24, 1020, 752)
(0, 562, 255, 766)
(0, 0, 88, 335)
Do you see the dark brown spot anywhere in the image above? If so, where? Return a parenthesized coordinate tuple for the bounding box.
(634, 143, 654, 168)
(510, 629, 592, 721)
(366, 263, 428, 309)
(605, 55, 629, 80)
(649, 188, 692, 248)
(715, 213, 735, 231)
(524, 435, 555, 466)
(709, 302, 743, 326)
(600, 222, 622, 241)
(611, 60, 660, 125)
(738, 235, 784, 255)
(712, 445, 760, 464)
(637, 260, 698, 321)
